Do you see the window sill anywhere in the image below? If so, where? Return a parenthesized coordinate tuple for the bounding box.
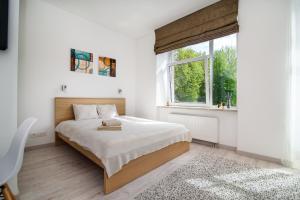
(157, 105, 238, 112)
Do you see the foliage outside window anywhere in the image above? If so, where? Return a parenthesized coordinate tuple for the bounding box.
(169, 34, 237, 106)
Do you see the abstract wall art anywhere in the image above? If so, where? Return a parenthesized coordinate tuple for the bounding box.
(98, 57, 116, 77)
(70, 48, 93, 74)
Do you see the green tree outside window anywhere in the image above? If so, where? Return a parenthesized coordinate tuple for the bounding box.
(172, 45, 237, 106)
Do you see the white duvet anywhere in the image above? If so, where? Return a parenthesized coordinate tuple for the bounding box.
(55, 116, 191, 177)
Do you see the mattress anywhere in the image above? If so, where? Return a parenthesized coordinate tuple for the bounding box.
(55, 116, 191, 177)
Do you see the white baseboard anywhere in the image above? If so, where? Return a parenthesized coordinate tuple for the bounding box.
(25, 143, 55, 152)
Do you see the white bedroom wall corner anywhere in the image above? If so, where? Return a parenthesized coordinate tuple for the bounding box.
(282, 0, 300, 168)
(237, 0, 291, 159)
(135, 32, 157, 119)
(0, 0, 19, 157)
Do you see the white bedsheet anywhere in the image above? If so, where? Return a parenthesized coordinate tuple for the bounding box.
(55, 116, 191, 177)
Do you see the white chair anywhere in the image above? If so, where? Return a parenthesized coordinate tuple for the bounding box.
(0, 118, 37, 198)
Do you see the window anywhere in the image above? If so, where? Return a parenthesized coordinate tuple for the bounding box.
(168, 34, 237, 107)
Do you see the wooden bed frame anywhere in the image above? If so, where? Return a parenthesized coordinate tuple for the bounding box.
(54, 97, 190, 194)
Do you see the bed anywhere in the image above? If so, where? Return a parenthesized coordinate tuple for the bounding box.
(55, 97, 191, 194)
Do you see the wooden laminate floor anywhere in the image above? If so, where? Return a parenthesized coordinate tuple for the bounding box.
(18, 143, 282, 200)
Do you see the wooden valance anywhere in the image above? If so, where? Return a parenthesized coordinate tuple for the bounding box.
(154, 0, 239, 54)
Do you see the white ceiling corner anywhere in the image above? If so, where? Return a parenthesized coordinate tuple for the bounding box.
(44, 0, 219, 39)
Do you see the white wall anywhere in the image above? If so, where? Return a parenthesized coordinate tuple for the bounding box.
(135, 0, 292, 159)
(237, 0, 291, 159)
(135, 34, 157, 120)
(0, 0, 19, 157)
(18, 0, 137, 146)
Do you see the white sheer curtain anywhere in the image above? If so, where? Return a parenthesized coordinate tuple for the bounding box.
(287, 0, 300, 168)
(156, 52, 170, 106)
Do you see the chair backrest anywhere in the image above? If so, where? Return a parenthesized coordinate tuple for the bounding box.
(3, 118, 37, 181)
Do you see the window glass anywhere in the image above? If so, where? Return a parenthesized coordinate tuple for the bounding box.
(172, 42, 209, 62)
(168, 33, 237, 107)
(213, 34, 237, 106)
(173, 60, 206, 103)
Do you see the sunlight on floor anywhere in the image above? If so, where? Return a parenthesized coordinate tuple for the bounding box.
(239, 175, 300, 192)
(185, 168, 300, 199)
(205, 185, 248, 199)
(185, 179, 215, 189)
(215, 168, 293, 183)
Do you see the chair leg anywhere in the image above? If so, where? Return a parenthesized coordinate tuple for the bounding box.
(0, 185, 4, 200)
(2, 184, 16, 200)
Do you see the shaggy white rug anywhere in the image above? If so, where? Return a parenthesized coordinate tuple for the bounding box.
(135, 151, 300, 200)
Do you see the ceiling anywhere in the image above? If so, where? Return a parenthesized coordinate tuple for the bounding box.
(44, 0, 219, 39)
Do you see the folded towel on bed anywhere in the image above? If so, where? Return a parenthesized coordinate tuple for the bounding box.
(97, 125, 122, 131)
(102, 119, 122, 127)
(98, 119, 122, 131)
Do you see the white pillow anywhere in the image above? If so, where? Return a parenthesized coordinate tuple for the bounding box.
(97, 104, 119, 119)
(73, 104, 98, 121)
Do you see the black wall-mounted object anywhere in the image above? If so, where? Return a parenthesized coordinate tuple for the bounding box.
(0, 0, 9, 50)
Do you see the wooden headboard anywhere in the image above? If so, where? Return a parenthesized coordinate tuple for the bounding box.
(55, 97, 126, 126)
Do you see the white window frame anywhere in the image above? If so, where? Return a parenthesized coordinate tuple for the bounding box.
(167, 34, 238, 107)
(168, 54, 211, 107)
(168, 38, 235, 107)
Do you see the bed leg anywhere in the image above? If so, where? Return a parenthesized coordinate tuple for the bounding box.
(55, 132, 64, 146)
(103, 170, 110, 194)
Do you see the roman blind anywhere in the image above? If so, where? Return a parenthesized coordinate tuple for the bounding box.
(154, 0, 239, 54)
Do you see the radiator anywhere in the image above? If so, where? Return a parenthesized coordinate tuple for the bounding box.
(168, 113, 219, 143)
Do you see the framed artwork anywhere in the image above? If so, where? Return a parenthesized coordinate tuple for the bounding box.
(70, 48, 93, 74)
(98, 57, 116, 77)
